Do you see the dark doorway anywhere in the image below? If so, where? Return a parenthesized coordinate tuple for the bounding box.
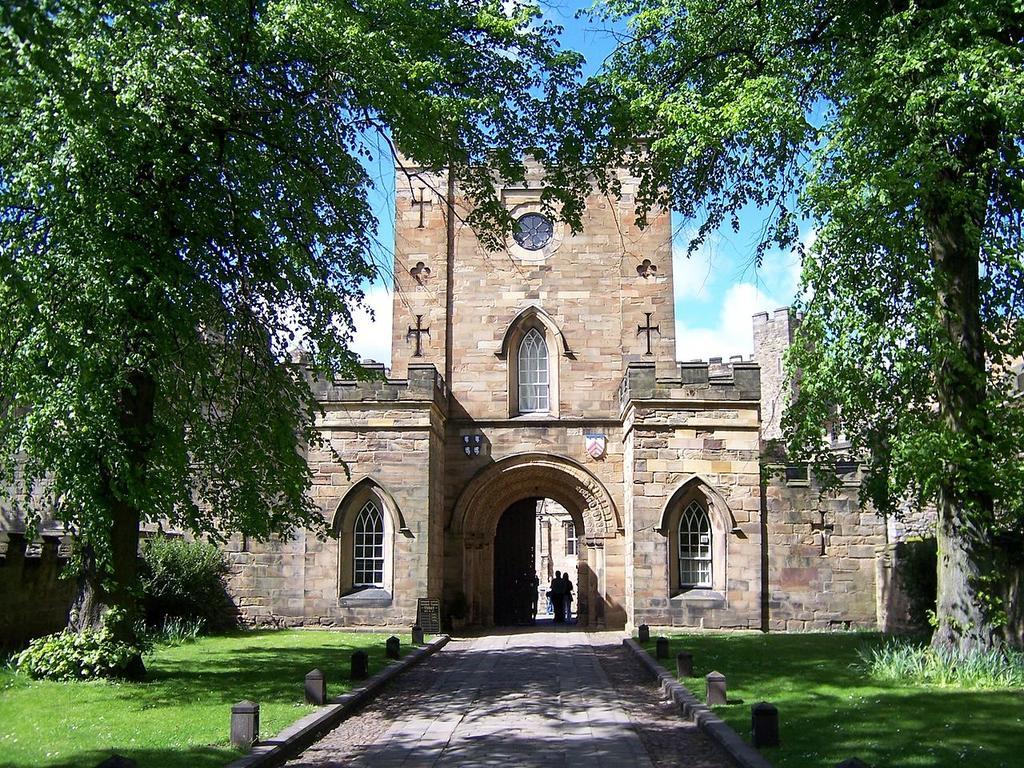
(493, 498, 538, 625)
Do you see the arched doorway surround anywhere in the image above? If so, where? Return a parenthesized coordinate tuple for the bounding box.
(449, 452, 622, 627)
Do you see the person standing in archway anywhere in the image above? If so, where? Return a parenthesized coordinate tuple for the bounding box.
(561, 571, 574, 623)
(550, 570, 565, 623)
(529, 571, 540, 623)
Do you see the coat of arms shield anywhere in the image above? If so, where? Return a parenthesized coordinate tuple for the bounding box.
(584, 433, 606, 459)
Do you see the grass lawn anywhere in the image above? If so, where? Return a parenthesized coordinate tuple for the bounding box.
(641, 632, 1024, 768)
(0, 629, 408, 768)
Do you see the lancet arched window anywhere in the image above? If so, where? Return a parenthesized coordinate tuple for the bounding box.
(353, 500, 385, 587)
(677, 500, 712, 588)
(518, 328, 549, 413)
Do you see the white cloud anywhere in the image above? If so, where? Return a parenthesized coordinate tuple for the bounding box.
(348, 285, 393, 366)
(675, 283, 781, 361)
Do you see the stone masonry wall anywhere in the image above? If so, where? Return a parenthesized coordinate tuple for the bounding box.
(752, 308, 797, 442)
(225, 365, 445, 628)
(764, 471, 883, 630)
(0, 534, 76, 649)
(623, 361, 765, 630)
(393, 160, 677, 421)
(391, 163, 450, 379)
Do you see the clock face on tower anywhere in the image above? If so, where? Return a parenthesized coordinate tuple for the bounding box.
(512, 213, 553, 251)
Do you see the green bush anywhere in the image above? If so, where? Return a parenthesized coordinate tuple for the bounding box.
(140, 535, 234, 630)
(17, 612, 148, 681)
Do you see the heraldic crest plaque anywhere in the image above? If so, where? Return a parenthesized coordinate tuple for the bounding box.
(584, 433, 606, 460)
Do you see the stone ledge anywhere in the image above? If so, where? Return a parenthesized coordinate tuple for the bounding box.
(339, 587, 393, 608)
(670, 589, 727, 608)
(225, 634, 451, 768)
(622, 637, 773, 768)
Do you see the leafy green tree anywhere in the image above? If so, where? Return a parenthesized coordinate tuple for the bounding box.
(596, 0, 1024, 651)
(0, 0, 582, 655)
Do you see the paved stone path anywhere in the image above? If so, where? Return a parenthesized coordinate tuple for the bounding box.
(285, 630, 731, 768)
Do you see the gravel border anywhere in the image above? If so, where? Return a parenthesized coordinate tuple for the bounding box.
(226, 634, 451, 768)
(622, 637, 773, 768)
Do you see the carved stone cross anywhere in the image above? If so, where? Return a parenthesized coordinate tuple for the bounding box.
(637, 312, 660, 355)
(810, 512, 835, 556)
(412, 187, 433, 228)
(407, 314, 430, 357)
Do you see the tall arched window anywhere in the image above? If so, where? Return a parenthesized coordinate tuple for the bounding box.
(353, 500, 385, 587)
(678, 500, 712, 588)
(518, 328, 549, 413)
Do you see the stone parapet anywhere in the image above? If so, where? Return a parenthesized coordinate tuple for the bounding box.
(312, 362, 447, 409)
(618, 361, 760, 411)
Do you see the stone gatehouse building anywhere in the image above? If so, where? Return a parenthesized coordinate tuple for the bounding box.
(219, 159, 915, 633)
(0, 159, 928, 647)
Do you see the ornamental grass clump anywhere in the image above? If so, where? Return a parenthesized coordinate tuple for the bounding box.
(147, 616, 206, 646)
(860, 638, 1024, 689)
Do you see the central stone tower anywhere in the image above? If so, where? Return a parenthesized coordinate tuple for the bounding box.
(390, 159, 677, 420)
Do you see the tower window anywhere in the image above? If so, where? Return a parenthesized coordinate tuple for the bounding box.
(353, 500, 385, 587)
(677, 500, 712, 588)
(518, 328, 549, 413)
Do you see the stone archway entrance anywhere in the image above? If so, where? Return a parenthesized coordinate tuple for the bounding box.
(449, 453, 623, 628)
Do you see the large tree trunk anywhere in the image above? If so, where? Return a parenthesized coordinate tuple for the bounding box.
(68, 369, 155, 675)
(68, 545, 104, 633)
(927, 155, 998, 654)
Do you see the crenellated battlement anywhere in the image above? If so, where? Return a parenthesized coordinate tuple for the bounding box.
(618, 359, 760, 411)
(312, 362, 446, 408)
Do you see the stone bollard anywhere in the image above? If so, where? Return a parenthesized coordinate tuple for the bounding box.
(230, 700, 260, 750)
(705, 671, 727, 705)
(638, 624, 650, 643)
(386, 635, 401, 660)
(656, 636, 669, 659)
(836, 760, 870, 768)
(350, 650, 369, 680)
(676, 651, 694, 678)
(411, 625, 425, 646)
(751, 701, 780, 747)
(94, 757, 137, 768)
(305, 668, 326, 705)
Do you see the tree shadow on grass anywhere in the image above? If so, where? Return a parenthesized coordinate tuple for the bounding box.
(118, 633, 400, 709)
(0, 746, 239, 768)
(647, 632, 1024, 768)
(719, 685, 1024, 768)
(0, 631, 407, 768)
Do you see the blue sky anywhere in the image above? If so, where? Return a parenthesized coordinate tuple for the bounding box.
(348, 1, 802, 366)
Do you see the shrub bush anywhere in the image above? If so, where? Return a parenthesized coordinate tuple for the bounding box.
(17, 611, 148, 681)
(140, 535, 233, 630)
